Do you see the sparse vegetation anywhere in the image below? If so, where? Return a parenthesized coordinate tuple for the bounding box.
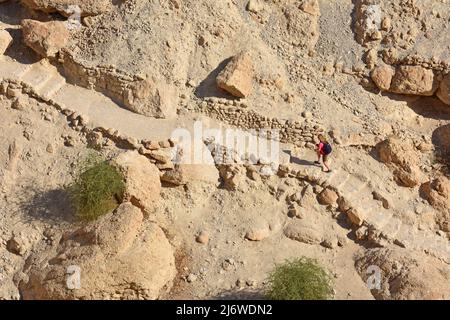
(68, 154, 125, 221)
(266, 257, 333, 300)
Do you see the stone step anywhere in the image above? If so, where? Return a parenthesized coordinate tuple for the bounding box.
(335, 175, 365, 196)
(379, 217, 403, 238)
(36, 74, 66, 100)
(364, 207, 393, 230)
(326, 170, 349, 189)
(20, 63, 55, 91)
(345, 185, 373, 204)
(0, 58, 32, 79)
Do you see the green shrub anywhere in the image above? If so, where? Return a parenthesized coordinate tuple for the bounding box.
(266, 257, 333, 300)
(68, 154, 125, 221)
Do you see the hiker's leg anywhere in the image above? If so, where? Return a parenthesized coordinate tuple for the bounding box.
(316, 150, 321, 162)
(323, 155, 330, 172)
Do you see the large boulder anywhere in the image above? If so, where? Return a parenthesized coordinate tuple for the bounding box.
(21, 19, 70, 58)
(123, 77, 177, 119)
(420, 175, 450, 232)
(21, 0, 113, 17)
(376, 136, 426, 187)
(355, 247, 450, 300)
(113, 151, 161, 213)
(432, 124, 450, 161)
(216, 51, 253, 98)
(390, 66, 438, 96)
(282, 0, 320, 52)
(20, 203, 176, 300)
(0, 29, 13, 55)
(436, 73, 450, 106)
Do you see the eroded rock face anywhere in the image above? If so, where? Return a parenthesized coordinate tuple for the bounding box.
(216, 51, 253, 98)
(432, 124, 450, 161)
(60, 52, 177, 118)
(283, 0, 320, 51)
(372, 64, 442, 98)
(113, 151, 161, 213)
(376, 136, 426, 187)
(0, 29, 13, 55)
(218, 164, 248, 191)
(123, 77, 177, 118)
(371, 65, 395, 91)
(437, 74, 450, 106)
(355, 248, 450, 300)
(390, 66, 438, 96)
(21, 0, 114, 17)
(20, 203, 176, 300)
(21, 19, 70, 58)
(421, 175, 450, 232)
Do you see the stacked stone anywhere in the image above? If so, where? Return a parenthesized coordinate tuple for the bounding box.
(194, 98, 324, 147)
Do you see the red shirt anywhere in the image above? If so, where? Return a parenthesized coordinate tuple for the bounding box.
(318, 142, 325, 155)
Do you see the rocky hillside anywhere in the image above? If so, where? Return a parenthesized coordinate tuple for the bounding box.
(0, 0, 449, 300)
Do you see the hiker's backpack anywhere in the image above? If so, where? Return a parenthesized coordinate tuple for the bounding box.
(323, 143, 332, 155)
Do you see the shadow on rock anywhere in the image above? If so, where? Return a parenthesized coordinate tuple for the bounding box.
(195, 57, 236, 99)
(432, 124, 450, 167)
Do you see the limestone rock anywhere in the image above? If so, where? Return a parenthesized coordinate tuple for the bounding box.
(179, 164, 220, 185)
(196, 231, 209, 244)
(246, 0, 264, 13)
(284, 221, 323, 244)
(21, 19, 70, 58)
(113, 151, 161, 212)
(161, 167, 187, 186)
(216, 51, 253, 98)
(218, 165, 247, 191)
(376, 136, 425, 188)
(20, 203, 176, 300)
(0, 29, 13, 55)
(371, 65, 395, 91)
(123, 77, 177, 119)
(355, 248, 450, 300)
(21, 0, 114, 17)
(6, 224, 42, 256)
(432, 124, 450, 160)
(346, 208, 365, 226)
(317, 188, 338, 206)
(300, 0, 320, 16)
(421, 175, 450, 232)
(245, 227, 270, 241)
(390, 66, 438, 96)
(436, 73, 450, 106)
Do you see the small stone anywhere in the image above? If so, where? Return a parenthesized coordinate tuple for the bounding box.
(196, 231, 209, 244)
(46, 143, 54, 153)
(187, 273, 197, 283)
(355, 226, 368, 240)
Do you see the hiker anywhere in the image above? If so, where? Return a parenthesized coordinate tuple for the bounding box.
(315, 134, 332, 172)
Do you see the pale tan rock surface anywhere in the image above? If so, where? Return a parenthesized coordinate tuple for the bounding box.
(0, 29, 13, 55)
(356, 248, 450, 300)
(20, 203, 176, 300)
(113, 151, 161, 213)
(390, 66, 438, 96)
(21, 19, 69, 58)
(21, 0, 113, 17)
(216, 51, 254, 98)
